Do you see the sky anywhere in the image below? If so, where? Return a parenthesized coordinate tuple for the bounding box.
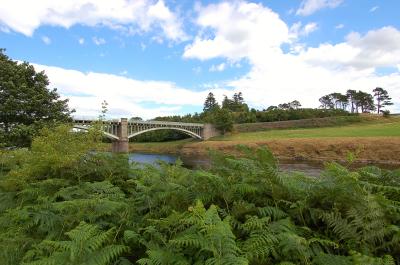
(1, 0, 400, 119)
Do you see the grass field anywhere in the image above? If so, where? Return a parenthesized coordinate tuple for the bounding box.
(215, 118, 400, 141)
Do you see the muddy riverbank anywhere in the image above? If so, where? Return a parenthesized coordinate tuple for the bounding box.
(127, 137, 400, 167)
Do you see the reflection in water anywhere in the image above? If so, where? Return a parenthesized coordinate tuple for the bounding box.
(278, 162, 323, 177)
(128, 152, 326, 177)
(128, 152, 398, 177)
(129, 153, 178, 165)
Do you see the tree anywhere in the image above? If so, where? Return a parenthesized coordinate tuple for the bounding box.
(212, 108, 233, 135)
(319, 93, 348, 110)
(203, 92, 219, 112)
(233, 92, 244, 104)
(319, 95, 334, 109)
(338, 94, 349, 110)
(373, 87, 393, 114)
(346, 90, 357, 113)
(222, 92, 248, 112)
(290, 100, 302, 109)
(355, 91, 375, 113)
(0, 49, 73, 147)
(329, 93, 347, 110)
(278, 103, 291, 110)
(265, 106, 278, 111)
(221, 95, 233, 110)
(99, 100, 108, 120)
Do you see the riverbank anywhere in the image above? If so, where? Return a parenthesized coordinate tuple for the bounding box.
(129, 137, 400, 165)
(127, 117, 400, 165)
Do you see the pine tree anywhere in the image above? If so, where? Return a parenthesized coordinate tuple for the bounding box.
(346, 90, 357, 113)
(319, 95, 334, 109)
(355, 91, 375, 113)
(203, 92, 219, 112)
(373, 87, 393, 114)
(212, 108, 233, 134)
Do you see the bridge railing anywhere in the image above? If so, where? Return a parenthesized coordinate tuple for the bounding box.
(129, 120, 204, 127)
(73, 119, 120, 124)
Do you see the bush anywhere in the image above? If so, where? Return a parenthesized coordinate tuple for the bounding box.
(0, 130, 399, 264)
(382, 110, 391, 117)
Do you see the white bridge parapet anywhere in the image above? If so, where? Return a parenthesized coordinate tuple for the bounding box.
(73, 118, 219, 152)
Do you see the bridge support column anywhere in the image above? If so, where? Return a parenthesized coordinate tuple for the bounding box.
(203, 123, 220, 140)
(112, 118, 129, 153)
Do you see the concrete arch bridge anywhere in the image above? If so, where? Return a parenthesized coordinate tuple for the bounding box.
(73, 118, 219, 152)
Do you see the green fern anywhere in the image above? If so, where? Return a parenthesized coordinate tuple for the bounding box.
(23, 222, 129, 265)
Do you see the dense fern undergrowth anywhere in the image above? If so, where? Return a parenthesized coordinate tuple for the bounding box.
(0, 126, 399, 265)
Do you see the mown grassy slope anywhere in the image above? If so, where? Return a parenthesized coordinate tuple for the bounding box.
(217, 117, 400, 141)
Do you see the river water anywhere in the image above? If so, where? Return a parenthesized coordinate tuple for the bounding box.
(129, 152, 326, 176)
(128, 152, 399, 177)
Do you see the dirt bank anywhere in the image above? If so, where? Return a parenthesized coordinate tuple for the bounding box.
(130, 137, 400, 165)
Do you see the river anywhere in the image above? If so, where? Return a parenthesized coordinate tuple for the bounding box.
(129, 152, 399, 177)
(129, 152, 326, 176)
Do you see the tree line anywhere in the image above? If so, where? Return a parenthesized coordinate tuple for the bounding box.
(156, 87, 394, 136)
(319, 88, 393, 114)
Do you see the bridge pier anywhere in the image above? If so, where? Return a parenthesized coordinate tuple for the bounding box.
(112, 118, 129, 153)
(203, 123, 220, 140)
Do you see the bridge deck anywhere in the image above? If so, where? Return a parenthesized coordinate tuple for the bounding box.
(74, 119, 204, 127)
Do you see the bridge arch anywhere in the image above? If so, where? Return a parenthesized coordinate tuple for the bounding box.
(128, 127, 202, 140)
(72, 125, 120, 140)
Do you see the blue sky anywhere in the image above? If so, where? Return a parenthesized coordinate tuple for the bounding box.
(1, 0, 400, 118)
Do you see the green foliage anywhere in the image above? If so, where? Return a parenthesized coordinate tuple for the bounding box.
(0, 128, 399, 264)
(211, 108, 234, 134)
(153, 92, 355, 129)
(203, 92, 220, 113)
(320, 90, 377, 114)
(0, 49, 73, 147)
(373, 87, 393, 114)
(23, 222, 129, 265)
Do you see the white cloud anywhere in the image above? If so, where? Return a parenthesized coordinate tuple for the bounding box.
(296, 0, 343, 16)
(146, 0, 187, 41)
(301, 27, 400, 70)
(209, 63, 226, 72)
(41, 35, 51, 45)
(303, 22, 318, 35)
(370, 6, 379, 12)
(183, 1, 400, 112)
(290, 22, 318, 39)
(0, 0, 187, 41)
(31, 63, 230, 119)
(78, 37, 85, 45)
(183, 1, 289, 61)
(92, 37, 106, 45)
(335, 23, 344, 29)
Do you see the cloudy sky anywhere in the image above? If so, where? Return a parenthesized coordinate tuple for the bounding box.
(1, 0, 400, 119)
